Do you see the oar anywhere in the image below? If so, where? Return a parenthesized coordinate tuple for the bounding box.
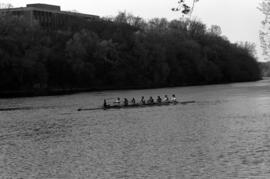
(180, 100, 195, 104)
(77, 107, 103, 111)
(78, 100, 196, 111)
(0, 107, 33, 111)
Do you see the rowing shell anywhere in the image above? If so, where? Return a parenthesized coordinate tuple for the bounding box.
(77, 100, 195, 111)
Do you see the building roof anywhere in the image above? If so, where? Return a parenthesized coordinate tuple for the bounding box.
(0, 3, 99, 19)
(26, 3, 61, 11)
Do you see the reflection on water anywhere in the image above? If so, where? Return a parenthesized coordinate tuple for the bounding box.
(0, 79, 270, 178)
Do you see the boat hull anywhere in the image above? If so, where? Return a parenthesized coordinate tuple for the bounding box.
(104, 101, 177, 110)
(77, 100, 195, 111)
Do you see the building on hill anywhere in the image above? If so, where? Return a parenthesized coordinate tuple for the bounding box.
(0, 3, 99, 30)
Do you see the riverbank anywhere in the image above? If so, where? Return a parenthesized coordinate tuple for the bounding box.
(0, 78, 262, 98)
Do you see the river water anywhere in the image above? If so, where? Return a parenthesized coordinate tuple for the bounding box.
(0, 78, 270, 178)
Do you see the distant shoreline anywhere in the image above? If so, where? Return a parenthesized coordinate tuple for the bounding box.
(0, 79, 262, 98)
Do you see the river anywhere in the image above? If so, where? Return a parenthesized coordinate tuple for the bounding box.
(0, 78, 270, 178)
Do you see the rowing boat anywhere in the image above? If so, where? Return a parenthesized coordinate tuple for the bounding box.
(77, 100, 195, 111)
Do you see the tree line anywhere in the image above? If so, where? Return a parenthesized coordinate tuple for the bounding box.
(0, 12, 261, 96)
(259, 62, 270, 77)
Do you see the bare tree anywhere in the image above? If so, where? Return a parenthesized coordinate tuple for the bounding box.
(237, 41, 257, 58)
(208, 25, 222, 36)
(172, 0, 200, 17)
(0, 3, 13, 9)
(258, 0, 270, 60)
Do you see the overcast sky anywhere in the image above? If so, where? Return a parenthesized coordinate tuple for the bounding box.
(2, 0, 266, 61)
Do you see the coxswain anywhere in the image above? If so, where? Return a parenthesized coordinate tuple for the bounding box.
(103, 99, 108, 108)
(140, 96, 146, 104)
(171, 94, 177, 102)
(157, 96, 162, 103)
(124, 98, 129, 106)
(163, 95, 169, 102)
(131, 98, 136, 105)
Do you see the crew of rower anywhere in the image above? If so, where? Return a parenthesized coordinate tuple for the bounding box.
(104, 94, 177, 108)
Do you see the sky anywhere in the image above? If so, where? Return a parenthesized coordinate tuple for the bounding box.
(1, 0, 266, 61)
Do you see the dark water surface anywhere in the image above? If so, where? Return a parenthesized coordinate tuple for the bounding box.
(0, 79, 270, 178)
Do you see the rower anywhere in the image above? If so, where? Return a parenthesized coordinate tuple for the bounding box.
(147, 96, 154, 104)
(114, 97, 121, 104)
(163, 95, 169, 102)
(157, 96, 162, 103)
(131, 98, 136, 105)
(171, 94, 177, 102)
(140, 96, 146, 104)
(124, 98, 128, 106)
